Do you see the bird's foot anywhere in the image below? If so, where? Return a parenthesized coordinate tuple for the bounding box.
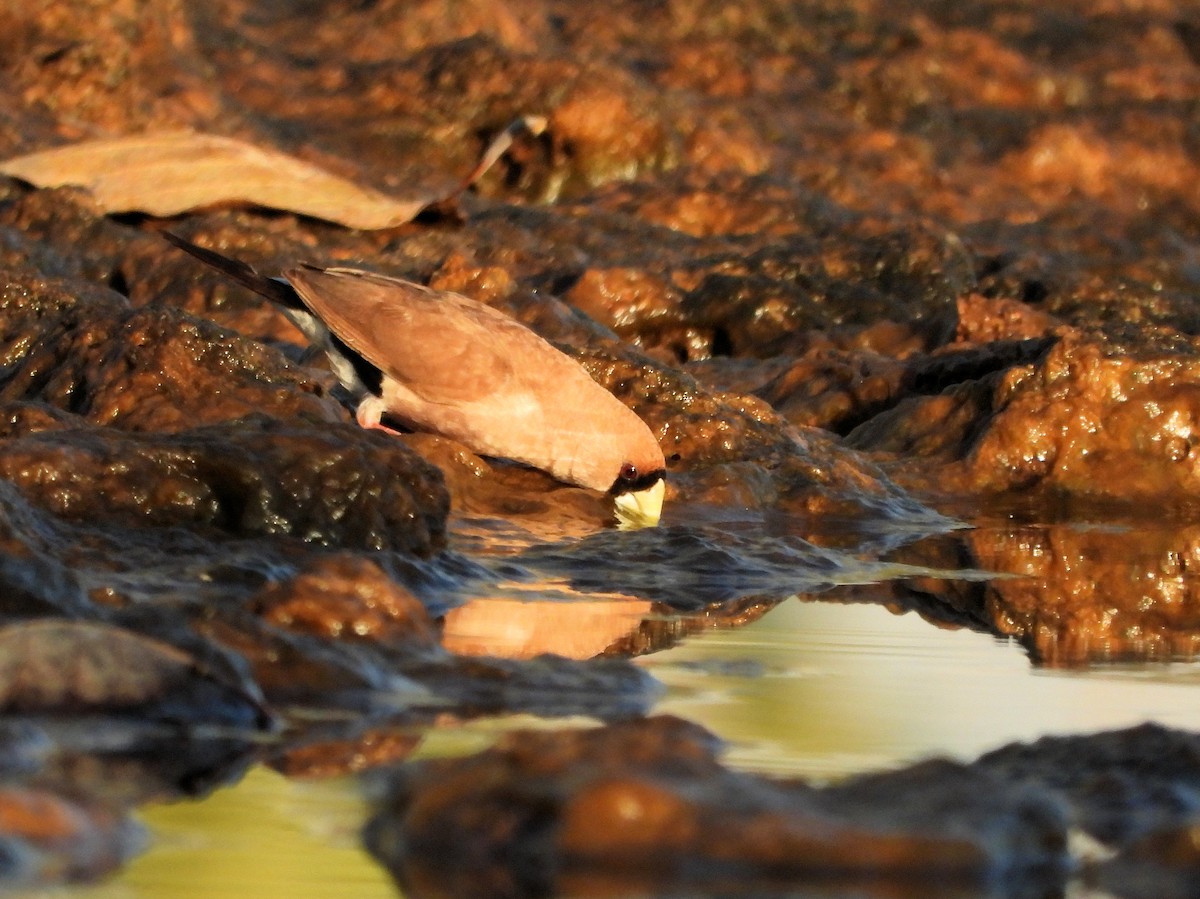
(355, 398, 406, 437)
(362, 419, 406, 437)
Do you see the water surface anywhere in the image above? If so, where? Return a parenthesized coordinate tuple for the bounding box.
(69, 537, 1200, 897)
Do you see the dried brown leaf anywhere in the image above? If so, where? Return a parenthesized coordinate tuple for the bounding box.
(0, 133, 434, 230)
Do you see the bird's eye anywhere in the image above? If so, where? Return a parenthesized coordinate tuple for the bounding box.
(619, 463, 638, 483)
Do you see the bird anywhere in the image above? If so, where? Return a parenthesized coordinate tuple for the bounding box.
(163, 233, 666, 528)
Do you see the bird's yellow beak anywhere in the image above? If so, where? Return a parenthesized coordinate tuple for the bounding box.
(613, 478, 665, 529)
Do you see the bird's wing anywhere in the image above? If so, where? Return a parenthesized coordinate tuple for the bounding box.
(283, 266, 539, 405)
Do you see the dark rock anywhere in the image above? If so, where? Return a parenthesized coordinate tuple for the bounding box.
(977, 723, 1200, 848)
(0, 786, 143, 887)
(366, 715, 1068, 898)
(0, 415, 448, 555)
(0, 269, 337, 432)
(0, 619, 271, 729)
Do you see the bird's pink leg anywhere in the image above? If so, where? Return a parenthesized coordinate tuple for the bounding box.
(355, 397, 406, 437)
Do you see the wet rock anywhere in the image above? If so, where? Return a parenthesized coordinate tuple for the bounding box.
(845, 332, 1200, 515)
(0, 188, 351, 340)
(852, 519, 1200, 666)
(0, 400, 79, 438)
(527, 172, 968, 363)
(190, 20, 684, 202)
(563, 266, 682, 352)
(570, 343, 937, 525)
(126, 221, 322, 340)
(26, 728, 260, 808)
(0, 461, 439, 615)
(0, 620, 270, 729)
(0, 0, 218, 144)
(0, 187, 144, 285)
(601, 595, 779, 658)
(269, 727, 422, 780)
(402, 653, 661, 723)
(0, 196, 938, 531)
(400, 432, 615, 533)
(0, 787, 142, 887)
(368, 717, 1200, 897)
(516, 525, 849, 610)
(968, 523, 1200, 666)
(674, 234, 962, 360)
(976, 723, 1200, 849)
(0, 268, 337, 432)
(754, 348, 907, 433)
(724, 303, 1056, 439)
(250, 554, 439, 646)
(840, 337, 1054, 465)
(959, 338, 1200, 507)
(0, 0, 1198, 892)
(1099, 823, 1200, 899)
(845, 376, 1000, 464)
(741, 332, 1052, 438)
(953, 293, 1064, 345)
(366, 715, 1067, 898)
(0, 549, 91, 621)
(0, 472, 204, 610)
(189, 606, 432, 714)
(0, 415, 448, 555)
(0, 722, 51, 779)
(0, 219, 89, 283)
(196, 585, 660, 722)
(215, 0, 546, 65)
(0, 486, 92, 620)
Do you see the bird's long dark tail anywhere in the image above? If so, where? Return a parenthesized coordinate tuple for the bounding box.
(162, 232, 305, 310)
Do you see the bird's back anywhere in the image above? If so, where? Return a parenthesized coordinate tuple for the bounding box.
(284, 266, 659, 491)
(285, 266, 616, 417)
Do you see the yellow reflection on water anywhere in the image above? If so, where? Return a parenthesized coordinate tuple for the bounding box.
(112, 768, 395, 899)
(647, 598, 1200, 780)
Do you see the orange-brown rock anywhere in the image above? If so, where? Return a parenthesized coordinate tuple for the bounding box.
(366, 715, 1065, 897)
(850, 518, 1200, 666)
(972, 524, 1200, 665)
(0, 0, 218, 144)
(270, 728, 422, 779)
(252, 555, 438, 646)
(564, 267, 681, 346)
(754, 348, 906, 432)
(371, 716, 1200, 897)
(964, 339, 1200, 507)
(0, 269, 337, 433)
(954, 293, 1064, 345)
(570, 344, 928, 522)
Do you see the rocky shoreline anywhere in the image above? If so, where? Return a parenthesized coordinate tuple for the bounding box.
(0, 0, 1198, 893)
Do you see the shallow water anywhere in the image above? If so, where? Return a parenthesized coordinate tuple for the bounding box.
(56, 525, 1200, 898)
(652, 599, 1200, 780)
